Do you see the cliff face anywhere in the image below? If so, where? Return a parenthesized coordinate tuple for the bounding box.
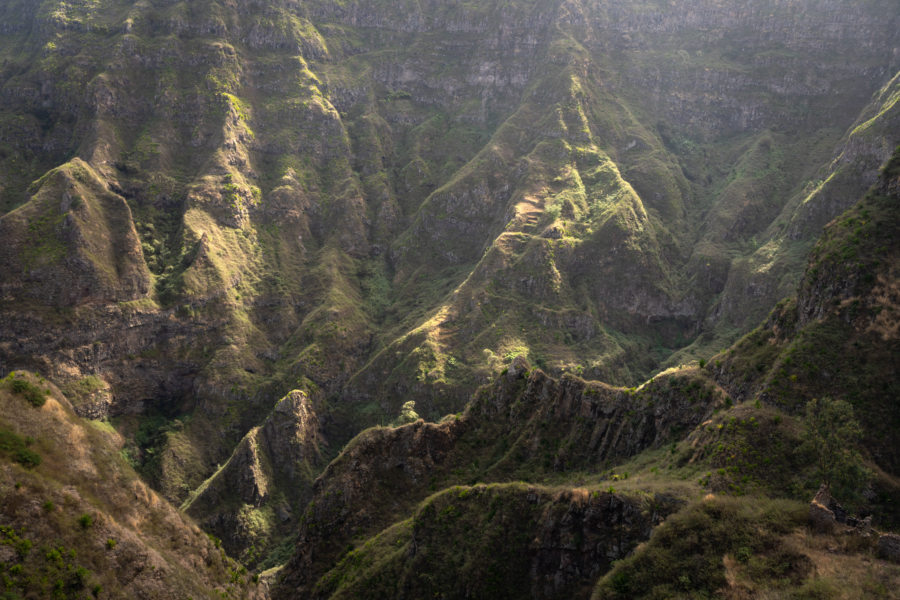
(713, 146, 900, 474)
(274, 357, 723, 597)
(0, 0, 898, 575)
(183, 389, 326, 567)
(700, 70, 900, 342)
(310, 485, 679, 600)
(0, 159, 150, 307)
(271, 147, 900, 598)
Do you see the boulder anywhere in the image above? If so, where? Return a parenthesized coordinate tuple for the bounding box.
(809, 484, 836, 532)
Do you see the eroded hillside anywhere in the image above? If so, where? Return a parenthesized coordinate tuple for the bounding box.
(269, 147, 900, 598)
(0, 0, 898, 585)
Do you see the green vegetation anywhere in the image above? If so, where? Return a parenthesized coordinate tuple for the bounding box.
(4, 372, 48, 407)
(392, 401, 420, 426)
(0, 427, 41, 469)
(77, 513, 93, 529)
(62, 375, 105, 408)
(315, 484, 666, 600)
(0, 526, 96, 600)
(593, 496, 809, 599)
(800, 398, 868, 502)
(0, 368, 259, 598)
(0, 1, 897, 598)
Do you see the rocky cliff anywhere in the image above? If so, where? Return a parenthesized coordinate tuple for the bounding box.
(0, 0, 897, 584)
(273, 356, 724, 597)
(713, 145, 900, 474)
(271, 146, 900, 597)
(183, 389, 326, 567)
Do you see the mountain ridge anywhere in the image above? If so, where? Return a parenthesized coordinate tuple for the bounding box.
(0, 0, 898, 595)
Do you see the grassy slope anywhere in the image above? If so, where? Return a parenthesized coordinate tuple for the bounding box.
(0, 371, 260, 599)
(592, 495, 899, 600)
(0, 0, 897, 574)
(713, 147, 900, 476)
(272, 148, 900, 598)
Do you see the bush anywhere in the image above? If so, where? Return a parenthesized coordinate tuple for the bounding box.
(78, 514, 93, 529)
(8, 376, 48, 407)
(393, 401, 420, 426)
(799, 397, 868, 501)
(0, 427, 42, 469)
(14, 447, 41, 468)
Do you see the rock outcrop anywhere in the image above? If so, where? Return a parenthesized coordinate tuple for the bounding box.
(183, 389, 326, 566)
(306, 484, 681, 600)
(713, 146, 900, 475)
(0, 0, 897, 588)
(274, 358, 723, 597)
(0, 159, 150, 307)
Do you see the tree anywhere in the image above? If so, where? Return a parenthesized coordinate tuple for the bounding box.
(394, 401, 420, 426)
(799, 397, 868, 500)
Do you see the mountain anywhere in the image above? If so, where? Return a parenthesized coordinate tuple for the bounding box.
(0, 0, 898, 597)
(0, 370, 263, 599)
(270, 146, 900, 597)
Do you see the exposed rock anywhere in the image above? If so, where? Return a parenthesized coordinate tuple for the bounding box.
(183, 389, 326, 566)
(0, 159, 150, 308)
(283, 483, 681, 600)
(0, 2, 897, 594)
(275, 361, 720, 597)
(529, 490, 680, 597)
(0, 372, 261, 599)
(809, 485, 837, 533)
(878, 533, 900, 563)
(712, 147, 900, 476)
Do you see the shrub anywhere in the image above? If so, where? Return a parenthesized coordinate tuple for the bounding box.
(593, 496, 809, 599)
(393, 401, 420, 426)
(8, 376, 48, 407)
(13, 447, 41, 468)
(0, 427, 42, 468)
(799, 397, 868, 501)
(78, 514, 93, 529)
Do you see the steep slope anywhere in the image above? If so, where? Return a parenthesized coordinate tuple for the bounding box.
(272, 146, 900, 598)
(0, 370, 261, 599)
(313, 484, 677, 600)
(182, 389, 326, 568)
(272, 357, 725, 597)
(0, 159, 150, 307)
(0, 0, 898, 573)
(676, 68, 900, 363)
(590, 495, 900, 600)
(713, 146, 900, 475)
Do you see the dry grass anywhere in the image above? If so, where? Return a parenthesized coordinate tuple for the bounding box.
(717, 526, 899, 599)
(0, 371, 261, 599)
(867, 269, 900, 341)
